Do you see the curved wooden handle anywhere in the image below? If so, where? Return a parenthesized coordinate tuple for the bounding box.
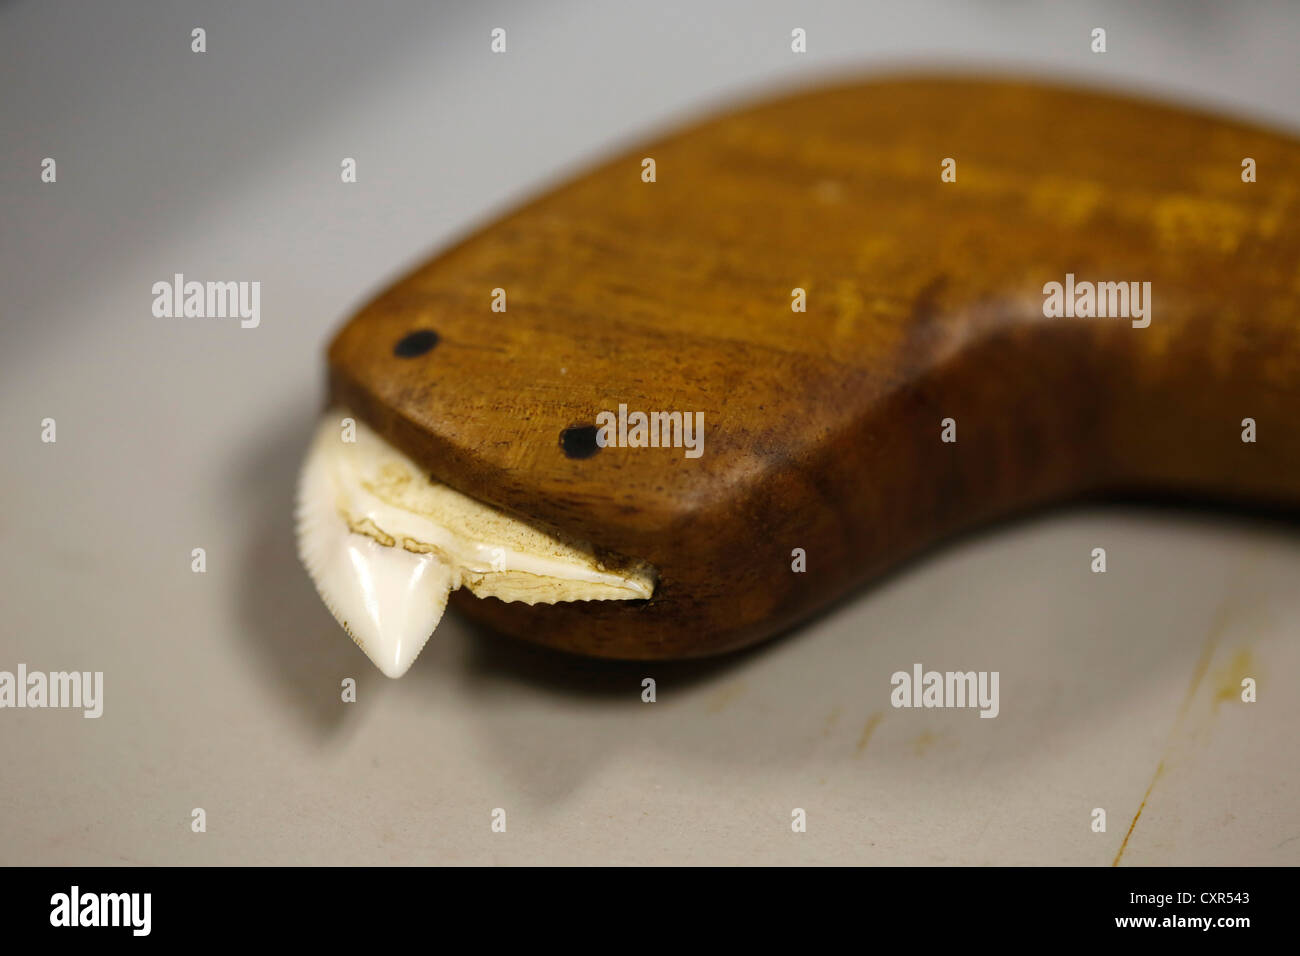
(327, 76, 1300, 659)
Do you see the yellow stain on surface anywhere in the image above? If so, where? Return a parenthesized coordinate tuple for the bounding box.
(1113, 598, 1229, 865)
(911, 730, 939, 756)
(1113, 760, 1166, 868)
(706, 682, 746, 714)
(855, 712, 883, 755)
(1113, 561, 1263, 866)
(1213, 648, 1255, 712)
(823, 704, 842, 736)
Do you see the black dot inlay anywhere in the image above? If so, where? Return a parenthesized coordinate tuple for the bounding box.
(394, 329, 439, 357)
(560, 424, 601, 459)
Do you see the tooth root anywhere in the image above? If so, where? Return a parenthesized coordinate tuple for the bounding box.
(297, 427, 454, 678)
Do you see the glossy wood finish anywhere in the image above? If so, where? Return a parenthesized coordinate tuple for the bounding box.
(327, 76, 1300, 659)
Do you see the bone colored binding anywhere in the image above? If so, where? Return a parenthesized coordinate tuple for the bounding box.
(297, 411, 655, 674)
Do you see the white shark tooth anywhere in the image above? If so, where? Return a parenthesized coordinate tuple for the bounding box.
(295, 410, 655, 677)
(296, 461, 453, 678)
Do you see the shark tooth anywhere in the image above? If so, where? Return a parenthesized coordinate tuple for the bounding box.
(295, 410, 655, 677)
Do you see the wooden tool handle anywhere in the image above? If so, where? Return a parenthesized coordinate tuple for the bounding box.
(328, 76, 1300, 660)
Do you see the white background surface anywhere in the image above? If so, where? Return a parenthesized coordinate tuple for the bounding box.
(2, 0, 1298, 864)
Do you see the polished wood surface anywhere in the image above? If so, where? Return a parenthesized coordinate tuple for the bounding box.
(327, 76, 1300, 659)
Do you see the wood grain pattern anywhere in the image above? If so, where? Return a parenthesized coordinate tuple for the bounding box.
(327, 76, 1300, 660)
